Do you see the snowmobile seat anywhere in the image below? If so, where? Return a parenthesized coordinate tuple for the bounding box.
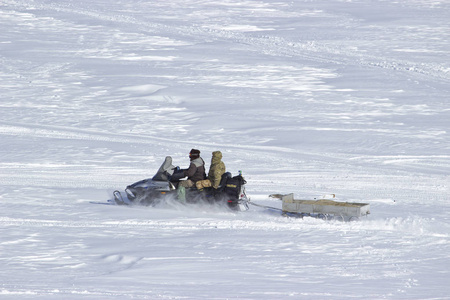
(216, 172, 232, 191)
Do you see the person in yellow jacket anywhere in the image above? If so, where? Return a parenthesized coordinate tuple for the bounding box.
(196, 151, 226, 190)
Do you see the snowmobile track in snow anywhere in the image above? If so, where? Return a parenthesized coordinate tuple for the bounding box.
(6, 0, 450, 83)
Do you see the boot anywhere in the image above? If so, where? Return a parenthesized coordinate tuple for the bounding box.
(177, 185, 186, 203)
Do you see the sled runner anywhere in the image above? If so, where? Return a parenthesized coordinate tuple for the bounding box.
(113, 158, 249, 211)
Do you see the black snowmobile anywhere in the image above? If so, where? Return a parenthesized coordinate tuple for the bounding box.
(113, 156, 249, 211)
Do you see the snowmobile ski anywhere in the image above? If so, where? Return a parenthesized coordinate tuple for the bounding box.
(113, 190, 128, 205)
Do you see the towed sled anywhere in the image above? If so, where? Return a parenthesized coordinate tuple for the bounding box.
(249, 193, 370, 221)
(113, 157, 249, 211)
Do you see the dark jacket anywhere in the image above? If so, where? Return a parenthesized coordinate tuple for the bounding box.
(184, 157, 206, 183)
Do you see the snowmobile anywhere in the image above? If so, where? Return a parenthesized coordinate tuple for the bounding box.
(113, 156, 249, 211)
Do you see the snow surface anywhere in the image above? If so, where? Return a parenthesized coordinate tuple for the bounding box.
(1, 0, 449, 299)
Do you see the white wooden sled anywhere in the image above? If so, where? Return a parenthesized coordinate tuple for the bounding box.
(277, 193, 370, 220)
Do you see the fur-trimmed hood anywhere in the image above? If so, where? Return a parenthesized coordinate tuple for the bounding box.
(211, 151, 222, 165)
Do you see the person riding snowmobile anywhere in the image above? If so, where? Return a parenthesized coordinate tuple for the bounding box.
(177, 149, 206, 201)
(196, 151, 226, 190)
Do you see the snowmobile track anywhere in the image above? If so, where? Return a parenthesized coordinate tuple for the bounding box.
(7, 0, 450, 83)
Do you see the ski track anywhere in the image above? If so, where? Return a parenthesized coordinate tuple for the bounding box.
(1, 204, 449, 299)
(4, 0, 450, 82)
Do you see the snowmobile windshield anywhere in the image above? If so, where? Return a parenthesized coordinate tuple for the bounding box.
(152, 156, 176, 181)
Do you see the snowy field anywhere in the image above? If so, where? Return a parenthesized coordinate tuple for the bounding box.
(1, 0, 449, 299)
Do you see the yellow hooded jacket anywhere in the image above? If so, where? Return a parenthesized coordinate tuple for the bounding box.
(208, 151, 226, 189)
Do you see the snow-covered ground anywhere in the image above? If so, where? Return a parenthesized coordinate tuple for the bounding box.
(1, 0, 449, 299)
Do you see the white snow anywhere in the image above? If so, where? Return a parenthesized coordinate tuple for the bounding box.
(1, 0, 449, 299)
